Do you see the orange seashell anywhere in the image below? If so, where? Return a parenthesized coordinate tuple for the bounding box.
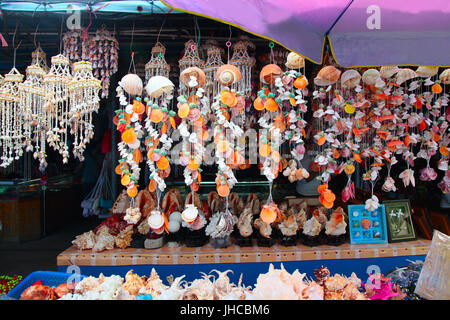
(127, 185, 138, 198)
(260, 64, 282, 84)
(322, 200, 334, 209)
(273, 120, 286, 132)
(187, 159, 199, 171)
(361, 218, 371, 230)
(404, 135, 410, 147)
(134, 149, 143, 163)
(115, 163, 126, 175)
(191, 182, 199, 192)
(294, 76, 308, 89)
(418, 120, 427, 131)
(317, 135, 326, 146)
(133, 100, 145, 114)
(432, 83, 443, 94)
(317, 184, 328, 194)
(353, 152, 362, 163)
(187, 94, 198, 104)
(217, 183, 230, 197)
(289, 96, 297, 106)
(254, 96, 265, 111)
(150, 108, 164, 123)
(161, 122, 167, 135)
(259, 144, 271, 157)
(271, 150, 281, 163)
(440, 145, 449, 156)
(433, 133, 441, 142)
(178, 103, 190, 118)
(221, 90, 238, 107)
(323, 190, 336, 203)
(264, 97, 278, 112)
(180, 67, 206, 88)
(314, 66, 341, 86)
(122, 128, 137, 144)
(148, 179, 157, 192)
(156, 156, 169, 170)
(332, 148, 340, 159)
(121, 174, 131, 186)
(260, 205, 277, 224)
(169, 116, 177, 129)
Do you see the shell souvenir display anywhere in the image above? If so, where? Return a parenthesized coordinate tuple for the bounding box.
(229, 40, 253, 98)
(178, 40, 205, 95)
(145, 42, 170, 82)
(314, 65, 341, 86)
(285, 52, 305, 70)
(416, 66, 439, 78)
(203, 43, 224, 101)
(120, 73, 143, 96)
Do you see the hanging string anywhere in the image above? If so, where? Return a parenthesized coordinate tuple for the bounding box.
(226, 25, 232, 64)
(58, 16, 64, 54)
(11, 23, 21, 69)
(128, 21, 137, 74)
(33, 22, 40, 49)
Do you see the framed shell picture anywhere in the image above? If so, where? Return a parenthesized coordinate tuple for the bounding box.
(383, 200, 417, 243)
(348, 204, 388, 244)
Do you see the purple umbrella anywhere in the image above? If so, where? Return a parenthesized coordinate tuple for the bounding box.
(160, 0, 450, 67)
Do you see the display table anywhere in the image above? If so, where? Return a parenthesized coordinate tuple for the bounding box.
(57, 239, 430, 285)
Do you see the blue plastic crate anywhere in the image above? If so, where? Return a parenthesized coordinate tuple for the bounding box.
(6, 271, 85, 300)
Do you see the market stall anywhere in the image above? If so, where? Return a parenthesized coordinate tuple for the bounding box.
(0, 0, 449, 300)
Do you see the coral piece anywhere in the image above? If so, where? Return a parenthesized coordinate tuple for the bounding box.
(72, 230, 96, 250)
(115, 225, 134, 249)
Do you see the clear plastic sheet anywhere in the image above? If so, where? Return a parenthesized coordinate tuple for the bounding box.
(414, 230, 450, 300)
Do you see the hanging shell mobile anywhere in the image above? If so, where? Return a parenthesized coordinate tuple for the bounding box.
(43, 54, 72, 163)
(145, 42, 170, 83)
(31, 46, 49, 72)
(178, 39, 205, 96)
(203, 43, 224, 102)
(68, 61, 102, 161)
(229, 41, 253, 98)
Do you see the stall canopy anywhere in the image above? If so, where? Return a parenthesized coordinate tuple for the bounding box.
(160, 0, 450, 67)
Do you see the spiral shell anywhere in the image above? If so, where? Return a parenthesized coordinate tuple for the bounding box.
(285, 52, 305, 69)
(216, 64, 242, 86)
(416, 66, 439, 78)
(145, 76, 174, 98)
(439, 68, 450, 84)
(120, 73, 143, 96)
(380, 66, 400, 79)
(259, 64, 282, 84)
(180, 67, 206, 88)
(314, 65, 341, 86)
(340, 69, 361, 89)
(362, 69, 381, 85)
(395, 68, 418, 85)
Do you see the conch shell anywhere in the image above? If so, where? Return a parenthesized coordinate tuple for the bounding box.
(180, 67, 206, 88)
(122, 270, 146, 296)
(439, 68, 450, 84)
(278, 215, 298, 236)
(285, 52, 305, 69)
(340, 69, 361, 89)
(314, 66, 341, 86)
(237, 205, 254, 237)
(115, 225, 134, 249)
(260, 64, 282, 84)
(185, 191, 202, 210)
(216, 64, 242, 86)
(135, 189, 156, 218)
(395, 68, 418, 85)
(111, 190, 131, 215)
(253, 218, 272, 238)
(380, 66, 400, 79)
(415, 66, 439, 78)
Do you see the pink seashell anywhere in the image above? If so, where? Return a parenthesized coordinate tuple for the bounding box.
(151, 153, 161, 161)
(295, 144, 305, 155)
(187, 108, 200, 121)
(179, 156, 190, 166)
(191, 215, 204, 230)
(341, 147, 351, 158)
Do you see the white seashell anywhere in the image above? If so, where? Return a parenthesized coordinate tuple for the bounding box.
(439, 68, 450, 84)
(120, 73, 143, 96)
(168, 220, 181, 233)
(169, 211, 182, 222)
(380, 66, 400, 79)
(145, 76, 174, 98)
(216, 64, 242, 86)
(362, 69, 380, 85)
(181, 204, 198, 222)
(285, 52, 305, 69)
(416, 66, 439, 78)
(147, 210, 165, 229)
(340, 69, 361, 89)
(395, 68, 418, 85)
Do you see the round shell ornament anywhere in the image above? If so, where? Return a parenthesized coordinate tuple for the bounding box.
(395, 68, 418, 85)
(439, 68, 450, 84)
(216, 64, 242, 86)
(362, 69, 381, 85)
(147, 210, 165, 229)
(259, 64, 282, 84)
(340, 69, 361, 89)
(380, 66, 400, 79)
(180, 67, 206, 88)
(145, 75, 174, 98)
(285, 52, 305, 69)
(181, 204, 199, 223)
(120, 73, 143, 96)
(314, 65, 341, 86)
(416, 66, 439, 78)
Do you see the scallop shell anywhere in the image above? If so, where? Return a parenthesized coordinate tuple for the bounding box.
(147, 210, 165, 229)
(260, 64, 282, 84)
(380, 66, 400, 79)
(180, 67, 206, 88)
(416, 66, 439, 78)
(216, 64, 242, 86)
(340, 69, 361, 89)
(362, 69, 380, 85)
(285, 52, 305, 69)
(395, 68, 418, 85)
(181, 204, 198, 222)
(439, 68, 450, 84)
(145, 76, 174, 98)
(120, 73, 143, 96)
(314, 66, 341, 86)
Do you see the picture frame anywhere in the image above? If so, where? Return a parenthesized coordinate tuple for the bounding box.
(348, 204, 388, 244)
(383, 200, 417, 243)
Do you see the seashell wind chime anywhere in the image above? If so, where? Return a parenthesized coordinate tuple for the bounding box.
(145, 42, 170, 83)
(0, 68, 24, 167)
(178, 39, 205, 96)
(203, 43, 224, 101)
(31, 46, 49, 72)
(18, 63, 47, 172)
(43, 54, 72, 163)
(229, 40, 253, 98)
(68, 61, 102, 161)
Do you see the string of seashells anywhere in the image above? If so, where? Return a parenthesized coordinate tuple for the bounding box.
(178, 40, 205, 96)
(18, 63, 47, 172)
(229, 40, 253, 99)
(68, 61, 102, 161)
(43, 54, 72, 163)
(203, 41, 224, 102)
(0, 67, 24, 167)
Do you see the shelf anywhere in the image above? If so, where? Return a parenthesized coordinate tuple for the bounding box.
(57, 239, 431, 267)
